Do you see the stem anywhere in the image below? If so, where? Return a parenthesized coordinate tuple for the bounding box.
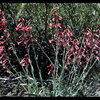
(35, 41, 54, 66)
(44, 3, 50, 45)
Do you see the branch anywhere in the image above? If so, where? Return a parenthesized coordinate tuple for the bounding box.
(44, 3, 50, 45)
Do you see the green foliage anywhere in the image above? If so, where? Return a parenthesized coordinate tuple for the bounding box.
(1, 3, 99, 40)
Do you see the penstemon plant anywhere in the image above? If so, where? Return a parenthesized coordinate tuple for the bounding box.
(0, 7, 100, 97)
(48, 7, 100, 77)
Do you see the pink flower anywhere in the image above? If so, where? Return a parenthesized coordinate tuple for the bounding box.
(72, 59, 76, 62)
(88, 42, 92, 48)
(1, 34, 6, 38)
(22, 18, 25, 21)
(0, 28, 3, 30)
(33, 38, 37, 42)
(30, 34, 33, 38)
(96, 56, 99, 60)
(60, 38, 64, 43)
(50, 23, 55, 29)
(68, 55, 71, 60)
(2, 59, 7, 66)
(65, 66, 68, 70)
(8, 47, 13, 50)
(52, 71, 55, 76)
(95, 29, 99, 32)
(7, 33, 10, 37)
(98, 23, 100, 25)
(70, 46, 74, 52)
(94, 40, 99, 45)
(25, 26, 32, 31)
(28, 59, 31, 63)
(49, 39, 55, 43)
(24, 33, 28, 38)
(2, 16, 6, 24)
(18, 34, 23, 38)
(64, 29, 68, 33)
(0, 40, 6, 45)
(54, 32, 58, 38)
(75, 45, 79, 50)
(21, 26, 25, 31)
(73, 52, 75, 56)
(26, 20, 30, 23)
(59, 16, 62, 20)
(22, 62, 26, 67)
(20, 58, 25, 64)
(75, 39, 79, 45)
(78, 55, 82, 59)
(86, 50, 90, 53)
(47, 64, 54, 75)
(10, 42, 15, 46)
(58, 42, 61, 46)
(94, 50, 98, 54)
(47, 64, 52, 68)
(94, 44, 98, 48)
(95, 34, 99, 38)
(18, 18, 21, 22)
(16, 22, 22, 30)
(24, 39, 30, 45)
(67, 60, 70, 65)
(0, 46, 4, 54)
(52, 17, 56, 21)
(29, 25, 32, 30)
(85, 31, 91, 35)
(4, 28, 7, 32)
(0, 21, 2, 23)
(17, 40, 23, 45)
(93, 46, 96, 50)
(79, 61, 82, 65)
(0, 55, 4, 60)
(57, 23, 61, 28)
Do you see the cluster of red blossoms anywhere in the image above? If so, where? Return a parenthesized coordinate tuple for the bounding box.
(0, 10, 37, 68)
(16, 18, 33, 45)
(16, 18, 37, 67)
(0, 9, 99, 77)
(48, 8, 100, 75)
(0, 9, 10, 66)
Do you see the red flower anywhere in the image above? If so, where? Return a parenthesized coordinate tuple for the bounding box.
(47, 64, 54, 75)
(16, 22, 22, 30)
(2, 59, 7, 66)
(50, 23, 55, 29)
(50, 11, 55, 15)
(0, 46, 4, 54)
